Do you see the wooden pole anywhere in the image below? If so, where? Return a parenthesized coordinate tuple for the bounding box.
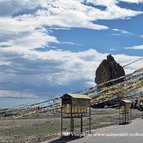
(81, 116, 83, 134)
(70, 118, 74, 135)
(70, 100, 74, 135)
(61, 107, 63, 137)
(118, 98, 122, 125)
(119, 105, 121, 124)
(130, 106, 132, 122)
(89, 106, 91, 133)
(125, 106, 127, 124)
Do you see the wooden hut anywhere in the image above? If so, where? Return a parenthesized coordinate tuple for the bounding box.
(119, 99, 132, 124)
(61, 93, 91, 136)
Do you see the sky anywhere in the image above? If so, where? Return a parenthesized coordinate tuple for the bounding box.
(0, 0, 143, 108)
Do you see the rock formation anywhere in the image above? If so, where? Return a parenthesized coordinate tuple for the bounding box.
(95, 54, 125, 88)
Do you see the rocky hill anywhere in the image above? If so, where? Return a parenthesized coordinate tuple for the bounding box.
(95, 54, 125, 88)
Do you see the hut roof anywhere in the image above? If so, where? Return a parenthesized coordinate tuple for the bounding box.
(61, 93, 91, 100)
(122, 99, 132, 104)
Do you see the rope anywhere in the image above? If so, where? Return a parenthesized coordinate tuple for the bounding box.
(123, 57, 143, 68)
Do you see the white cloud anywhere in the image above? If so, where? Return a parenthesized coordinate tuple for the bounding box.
(124, 45, 143, 50)
(113, 54, 143, 73)
(112, 28, 135, 36)
(0, 0, 143, 100)
(0, 90, 38, 99)
(60, 41, 81, 46)
(0, 18, 59, 53)
(0, 0, 142, 55)
(109, 48, 116, 51)
(84, 0, 143, 20)
(0, 48, 142, 87)
(118, 0, 143, 3)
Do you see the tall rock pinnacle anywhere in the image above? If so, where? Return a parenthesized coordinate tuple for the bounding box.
(95, 54, 125, 88)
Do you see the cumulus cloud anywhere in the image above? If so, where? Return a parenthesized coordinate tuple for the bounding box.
(0, 17, 59, 54)
(84, 0, 143, 20)
(124, 45, 143, 50)
(0, 0, 143, 100)
(0, 48, 142, 99)
(0, 0, 142, 54)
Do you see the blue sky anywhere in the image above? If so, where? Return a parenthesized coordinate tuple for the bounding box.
(0, 0, 143, 108)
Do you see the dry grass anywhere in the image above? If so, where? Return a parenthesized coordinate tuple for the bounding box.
(0, 109, 142, 143)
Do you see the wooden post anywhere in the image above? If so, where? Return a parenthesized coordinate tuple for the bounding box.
(61, 107, 63, 137)
(89, 106, 91, 133)
(81, 116, 83, 134)
(70, 100, 74, 135)
(118, 98, 122, 125)
(70, 118, 74, 135)
(130, 106, 132, 122)
(125, 106, 127, 123)
(119, 105, 121, 124)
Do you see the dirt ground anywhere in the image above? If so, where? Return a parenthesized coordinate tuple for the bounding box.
(0, 109, 142, 143)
